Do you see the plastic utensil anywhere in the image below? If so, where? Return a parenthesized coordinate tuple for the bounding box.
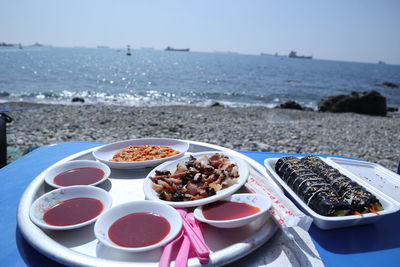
(174, 233, 191, 267)
(186, 212, 209, 264)
(159, 230, 184, 267)
(177, 209, 210, 260)
(186, 213, 204, 242)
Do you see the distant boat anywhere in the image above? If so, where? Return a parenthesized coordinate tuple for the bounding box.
(126, 45, 132, 56)
(97, 45, 109, 49)
(0, 42, 15, 47)
(261, 52, 283, 57)
(18, 43, 23, 49)
(165, 46, 189, 52)
(288, 51, 312, 59)
(378, 60, 386, 65)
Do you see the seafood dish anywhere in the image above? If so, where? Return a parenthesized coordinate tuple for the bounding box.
(149, 153, 240, 202)
(111, 145, 180, 162)
(275, 156, 383, 216)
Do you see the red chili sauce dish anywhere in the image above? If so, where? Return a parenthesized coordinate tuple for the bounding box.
(202, 200, 260, 221)
(108, 212, 171, 248)
(43, 197, 104, 226)
(54, 167, 105, 186)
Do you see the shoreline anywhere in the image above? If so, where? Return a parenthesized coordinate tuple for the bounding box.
(3, 102, 400, 172)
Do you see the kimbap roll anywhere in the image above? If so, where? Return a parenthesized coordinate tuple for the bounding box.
(301, 156, 383, 213)
(275, 157, 350, 216)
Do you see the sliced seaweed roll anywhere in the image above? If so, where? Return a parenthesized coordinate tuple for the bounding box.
(275, 157, 350, 216)
(301, 156, 382, 213)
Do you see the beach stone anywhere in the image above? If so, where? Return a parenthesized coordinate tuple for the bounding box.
(381, 82, 398, 88)
(211, 102, 223, 107)
(278, 101, 304, 110)
(72, 97, 85, 103)
(318, 90, 387, 116)
(278, 101, 313, 111)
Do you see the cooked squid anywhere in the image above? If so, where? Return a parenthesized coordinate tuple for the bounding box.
(149, 153, 239, 202)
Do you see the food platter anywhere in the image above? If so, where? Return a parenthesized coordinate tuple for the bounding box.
(17, 140, 280, 267)
(264, 156, 400, 230)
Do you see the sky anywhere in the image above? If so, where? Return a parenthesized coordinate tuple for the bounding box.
(1, 0, 400, 64)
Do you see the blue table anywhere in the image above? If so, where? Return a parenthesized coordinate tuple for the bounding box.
(1, 142, 399, 266)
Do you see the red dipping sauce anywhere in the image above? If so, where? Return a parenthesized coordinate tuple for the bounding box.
(202, 201, 260, 220)
(43, 197, 103, 226)
(54, 167, 105, 186)
(108, 212, 170, 248)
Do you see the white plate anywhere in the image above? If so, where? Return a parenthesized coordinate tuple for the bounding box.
(44, 160, 111, 188)
(143, 151, 249, 208)
(29, 185, 113, 230)
(264, 157, 400, 230)
(92, 138, 189, 169)
(194, 193, 272, 228)
(94, 200, 182, 252)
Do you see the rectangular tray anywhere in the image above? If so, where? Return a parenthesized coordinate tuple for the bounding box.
(264, 157, 400, 230)
(18, 140, 280, 267)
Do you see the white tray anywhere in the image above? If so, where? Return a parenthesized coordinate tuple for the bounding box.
(17, 140, 280, 267)
(264, 157, 400, 230)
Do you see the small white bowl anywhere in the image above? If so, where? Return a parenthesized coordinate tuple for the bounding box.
(92, 138, 189, 169)
(194, 193, 271, 228)
(44, 160, 111, 188)
(94, 200, 182, 252)
(30, 185, 112, 230)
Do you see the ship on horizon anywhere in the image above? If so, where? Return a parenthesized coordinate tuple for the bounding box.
(288, 51, 312, 59)
(165, 46, 190, 52)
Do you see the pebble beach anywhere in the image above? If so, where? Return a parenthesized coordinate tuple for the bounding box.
(4, 102, 400, 172)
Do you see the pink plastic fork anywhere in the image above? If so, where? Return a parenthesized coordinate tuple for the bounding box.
(159, 230, 184, 267)
(185, 212, 209, 264)
(177, 209, 210, 263)
(174, 233, 191, 267)
(186, 213, 204, 242)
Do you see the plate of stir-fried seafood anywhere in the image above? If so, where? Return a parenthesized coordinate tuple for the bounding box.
(92, 138, 189, 169)
(143, 151, 249, 207)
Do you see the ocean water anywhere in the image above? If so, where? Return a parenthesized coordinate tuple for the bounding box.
(1, 46, 399, 109)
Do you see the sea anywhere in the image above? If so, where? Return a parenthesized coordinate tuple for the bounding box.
(1, 46, 399, 109)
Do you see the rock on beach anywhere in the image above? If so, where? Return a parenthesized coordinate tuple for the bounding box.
(4, 102, 400, 172)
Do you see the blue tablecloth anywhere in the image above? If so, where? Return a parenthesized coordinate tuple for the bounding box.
(1, 142, 399, 266)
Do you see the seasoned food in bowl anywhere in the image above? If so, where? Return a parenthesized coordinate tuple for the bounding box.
(143, 151, 249, 208)
(92, 138, 189, 169)
(149, 153, 240, 202)
(111, 144, 180, 162)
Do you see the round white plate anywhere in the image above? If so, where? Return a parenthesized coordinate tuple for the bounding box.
(92, 138, 189, 169)
(143, 151, 249, 208)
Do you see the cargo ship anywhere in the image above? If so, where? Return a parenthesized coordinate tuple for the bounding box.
(165, 46, 190, 52)
(288, 51, 312, 59)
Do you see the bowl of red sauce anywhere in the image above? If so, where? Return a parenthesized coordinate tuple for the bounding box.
(194, 193, 272, 228)
(29, 185, 112, 230)
(44, 160, 111, 188)
(94, 200, 182, 252)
